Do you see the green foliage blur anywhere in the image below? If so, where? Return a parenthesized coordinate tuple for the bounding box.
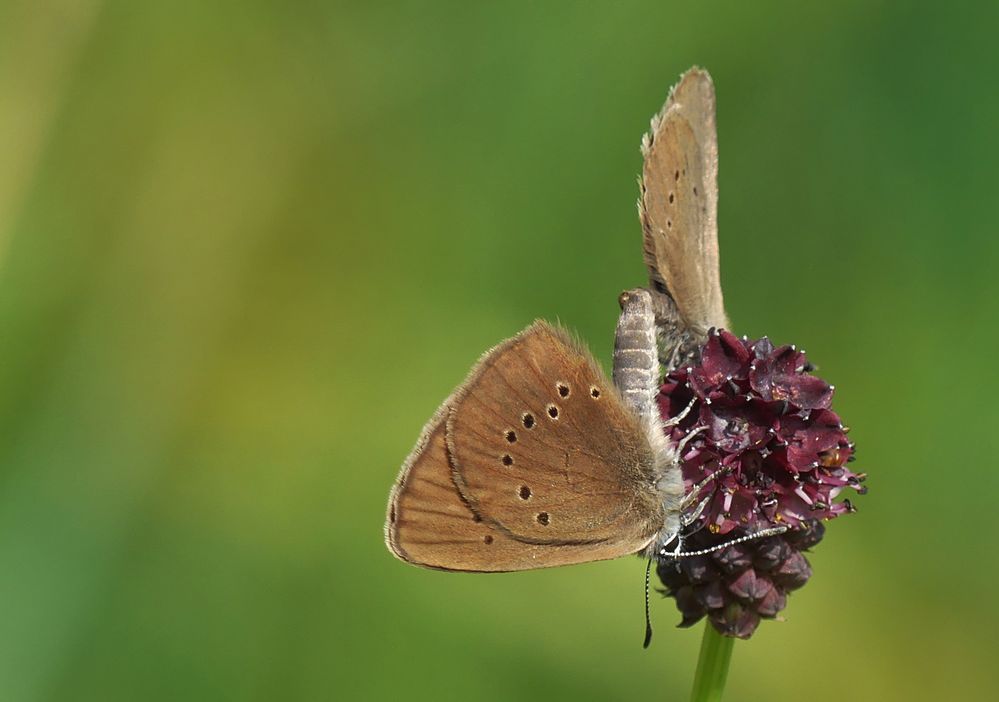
(1, 1, 997, 700)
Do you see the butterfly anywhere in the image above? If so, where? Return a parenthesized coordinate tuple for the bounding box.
(385, 69, 775, 580)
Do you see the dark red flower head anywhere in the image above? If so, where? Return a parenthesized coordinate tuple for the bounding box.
(656, 329, 865, 638)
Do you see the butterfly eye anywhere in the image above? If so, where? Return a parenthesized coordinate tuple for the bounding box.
(546, 404, 559, 420)
(501, 454, 513, 466)
(521, 413, 535, 429)
(536, 512, 550, 526)
(482, 535, 494, 545)
(518, 486, 531, 500)
(589, 386, 601, 399)
(556, 382, 570, 398)
(668, 191, 675, 204)
(505, 430, 517, 443)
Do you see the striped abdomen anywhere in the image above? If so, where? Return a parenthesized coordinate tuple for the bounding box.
(612, 288, 661, 426)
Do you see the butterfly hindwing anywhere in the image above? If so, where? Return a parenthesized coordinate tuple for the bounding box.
(640, 67, 728, 336)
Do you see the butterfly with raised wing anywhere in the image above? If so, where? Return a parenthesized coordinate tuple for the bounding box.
(385, 68, 780, 580)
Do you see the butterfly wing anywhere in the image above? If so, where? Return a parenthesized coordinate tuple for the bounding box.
(447, 322, 663, 549)
(385, 322, 663, 572)
(386, 406, 566, 572)
(640, 67, 728, 336)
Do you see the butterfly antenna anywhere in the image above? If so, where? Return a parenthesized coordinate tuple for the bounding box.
(643, 558, 654, 649)
(663, 526, 788, 559)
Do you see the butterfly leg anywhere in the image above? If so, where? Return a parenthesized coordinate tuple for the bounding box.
(662, 395, 698, 428)
(664, 338, 685, 373)
(658, 532, 685, 561)
(675, 425, 705, 456)
(680, 464, 732, 510)
(680, 494, 710, 527)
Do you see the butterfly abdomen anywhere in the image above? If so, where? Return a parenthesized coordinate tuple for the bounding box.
(613, 289, 684, 556)
(612, 289, 680, 472)
(613, 289, 662, 425)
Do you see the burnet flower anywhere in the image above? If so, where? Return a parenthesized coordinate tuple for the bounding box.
(656, 329, 866, 638)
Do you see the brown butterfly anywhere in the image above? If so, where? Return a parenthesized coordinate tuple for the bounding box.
(385, 68, 776, 578)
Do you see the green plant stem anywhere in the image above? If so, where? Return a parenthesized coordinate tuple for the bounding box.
(689, 623, 734, 702)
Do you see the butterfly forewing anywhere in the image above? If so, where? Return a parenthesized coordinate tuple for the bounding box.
(640, 67, 728, 335)
(447, 322, 663, 549)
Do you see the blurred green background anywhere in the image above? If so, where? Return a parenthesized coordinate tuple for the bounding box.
(1, 1, 997, 700)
